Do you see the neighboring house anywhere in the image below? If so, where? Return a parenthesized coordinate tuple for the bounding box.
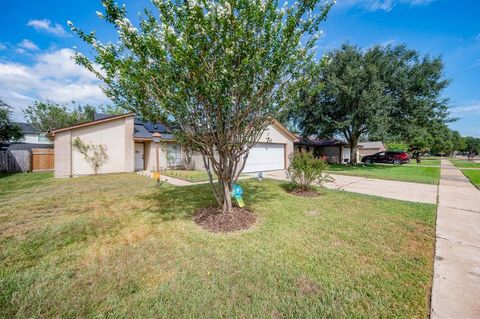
(295, 138, 385, 163)
(13, 122, 52, 144)
(50, 113, 297, 178)
(357, 141, 385, 158)
(295, 138, 351, 164)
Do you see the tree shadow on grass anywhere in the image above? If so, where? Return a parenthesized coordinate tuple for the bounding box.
(139, 180, 277, 221)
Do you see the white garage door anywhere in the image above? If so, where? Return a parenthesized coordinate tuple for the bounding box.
(244, 143, 285, 173)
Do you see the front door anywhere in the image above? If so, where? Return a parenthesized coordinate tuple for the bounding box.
(134, 143, 144, 171)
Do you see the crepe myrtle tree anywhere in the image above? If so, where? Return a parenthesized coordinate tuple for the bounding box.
(69, 0, 333, 213)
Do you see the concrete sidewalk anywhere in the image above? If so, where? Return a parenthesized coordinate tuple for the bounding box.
(263, 170, 438, 204)
(430, 160, 480, 318)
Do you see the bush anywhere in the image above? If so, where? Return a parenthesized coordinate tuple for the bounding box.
(385, 141, 408, 152)
(287, 152, 331, 191)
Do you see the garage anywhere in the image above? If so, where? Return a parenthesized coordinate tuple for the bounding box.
(244, 143, 285, 173)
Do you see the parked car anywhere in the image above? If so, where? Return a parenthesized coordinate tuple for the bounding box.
(361, 151, 409, 165)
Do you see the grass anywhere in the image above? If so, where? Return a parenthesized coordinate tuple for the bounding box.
(449, 158, 480, 168)
(163, 169, 248, 182)
(404, 159, 441, 167)
(462, 170, 480, 189)
(162, 169, 212, 182)
(327, 164, 440, 185)
(0, 172, 436, 318)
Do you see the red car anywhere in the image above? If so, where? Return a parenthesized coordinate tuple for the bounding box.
(361, 151, 410, 165)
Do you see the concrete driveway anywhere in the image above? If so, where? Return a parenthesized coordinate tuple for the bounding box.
(262, 170, 438, 204)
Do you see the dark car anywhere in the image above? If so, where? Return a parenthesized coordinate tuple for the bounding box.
(361, 151, 409, 165)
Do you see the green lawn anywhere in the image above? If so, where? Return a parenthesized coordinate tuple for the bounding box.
(0, 173, 436, 318)
(327, 164, 440, 184)
(162, 169, 212, 182)
(462, 170, 480, 189)
(449, 158, 480, 168)
(404, 159, 441, 166)
(163, 169, 248, 182)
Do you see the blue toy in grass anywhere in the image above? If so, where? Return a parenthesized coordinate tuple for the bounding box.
(232, 184, 243, 197)
(232, 184, 245, 207)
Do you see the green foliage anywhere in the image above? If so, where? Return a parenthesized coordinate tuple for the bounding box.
(286, 43, 451, 163)
(462, 136, 480, 154)
(385, 142, 408, 152)
(0, 99, 23, 142)
(287, 152, 330, 190)
(70, 0, 333, 212)
(72, 137, 109, 174)
(24, 101, 98, 133)
(99, 104, 127, 116)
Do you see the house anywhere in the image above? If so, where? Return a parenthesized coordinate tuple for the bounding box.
(357, 141, 385, 158)
(294, 138, 385, 163)
(13, 122, 52, 144)
(295, 138, 352, 164)
(50, 113, 297, 178)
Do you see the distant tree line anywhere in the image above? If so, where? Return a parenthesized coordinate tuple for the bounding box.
(23, 101, 125, 133)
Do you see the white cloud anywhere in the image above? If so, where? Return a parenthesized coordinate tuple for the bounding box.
(18, 39, 39, 51)
(335, 0, 435, 12)
(450, 102, 480, 115)
(0, 43, 6, 50)
(471, 59, 480, 69)
(0, 48, 109, 121)
(27, 19, 67, 36)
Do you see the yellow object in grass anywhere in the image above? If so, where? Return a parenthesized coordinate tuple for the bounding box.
(235, 196, 245, 207)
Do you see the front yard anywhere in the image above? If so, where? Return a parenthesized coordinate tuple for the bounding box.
(404, 158, 441, 166)
(462, 170, 480, 189)
(450, 158, 480, 168)
(162, 169, 212, 182)
(0, 172, 436, 318)
(327, 164, 440, 184)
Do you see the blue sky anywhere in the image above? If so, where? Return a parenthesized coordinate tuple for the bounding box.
(1, 0, 479, 136)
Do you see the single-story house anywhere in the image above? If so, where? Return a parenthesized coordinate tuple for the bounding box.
(295, 138, 351, 164)
(357, 141, 385, 158)
(294, 138, 385, 163)
(50, 113, 297, 178)
(13, 122, 52, 144)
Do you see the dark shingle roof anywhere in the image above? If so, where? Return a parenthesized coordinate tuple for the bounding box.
(13, 122, 40, 134)
(295, 138, 348, 147)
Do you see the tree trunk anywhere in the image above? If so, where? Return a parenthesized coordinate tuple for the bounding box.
(221, 179, 233, 213)
(349, 137, 359, 164)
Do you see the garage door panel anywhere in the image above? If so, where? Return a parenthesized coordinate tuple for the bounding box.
(244, 143, 284, 173)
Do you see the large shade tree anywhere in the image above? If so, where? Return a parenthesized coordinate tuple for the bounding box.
(286, 44, 450, 163)
(0, 98, 23, 143)
(70, 0, 333, 212)
(24, 101, 97, 133)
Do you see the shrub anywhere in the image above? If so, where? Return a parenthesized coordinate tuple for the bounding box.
(287, 152, 331, 191)
(385, 141, 408, 152)
(72, 137, 108, 174)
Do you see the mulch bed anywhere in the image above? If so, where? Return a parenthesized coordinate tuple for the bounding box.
(194, 207, 256, 233)
(288, 189, 321, 197)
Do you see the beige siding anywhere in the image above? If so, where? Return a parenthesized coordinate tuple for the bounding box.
(54, 116, 135, 177)
(144, 141, 170, 171)
(124, 116, 135, 172)
(54, 130, 72, 178)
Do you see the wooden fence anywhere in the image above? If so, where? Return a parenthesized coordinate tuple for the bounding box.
(31, 148, 54, 171)
(0, 150, 31, 173)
